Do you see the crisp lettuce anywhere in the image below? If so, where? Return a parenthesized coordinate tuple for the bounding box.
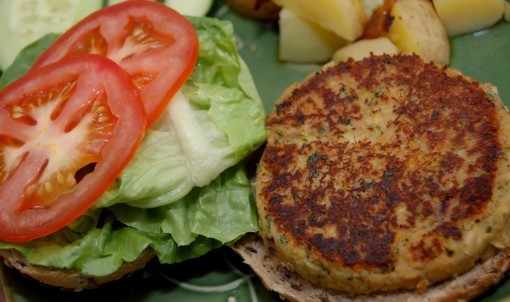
(111, 165, 258, 246)
(0, 165, 256, 276)
(0, 17, 264, 276)
(0, 215, 153, 276)
(97, 16, 266, 208)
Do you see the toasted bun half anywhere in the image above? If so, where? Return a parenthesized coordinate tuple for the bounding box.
(0, 248, 155, 291)
(234, 234, 510, 302)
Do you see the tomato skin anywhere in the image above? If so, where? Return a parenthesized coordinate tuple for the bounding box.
(0, 55, 147, 242)
(30, 0, 199, 126)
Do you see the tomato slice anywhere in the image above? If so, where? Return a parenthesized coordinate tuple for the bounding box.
(0, 55, 147, 242)
(30, 0, 199, 126)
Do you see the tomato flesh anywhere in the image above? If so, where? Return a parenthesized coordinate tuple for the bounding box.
(0, 55, 146, 242)
(31, 1, 199, 126)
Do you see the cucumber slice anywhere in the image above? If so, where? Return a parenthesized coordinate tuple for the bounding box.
(0, 0, 103, 71)
(164, 0, 213, 16)
(106, 0, 213, 16)
(106, 0, 125, 6)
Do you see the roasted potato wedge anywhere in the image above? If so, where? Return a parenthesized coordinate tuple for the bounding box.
(273, 0, 367, 41)
(279, 8, 347, 63)
(433, 0, 505, 36)
(387, 0, 450, 65)
(332, 37, 398, 62)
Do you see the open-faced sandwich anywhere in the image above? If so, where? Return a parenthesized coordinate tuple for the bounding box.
(234, 53, 510, 301)
(0, 0, 266, 290)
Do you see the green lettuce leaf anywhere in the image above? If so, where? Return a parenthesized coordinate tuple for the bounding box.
(0, 164, 255, 276)
(0, 16, 263, 277)
(0, 213, 152, 276)
(111, 164, 258, 246)
(96, 16, 266, 208)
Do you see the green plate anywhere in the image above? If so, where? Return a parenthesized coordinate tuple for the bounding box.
(2, 1, 510, 301)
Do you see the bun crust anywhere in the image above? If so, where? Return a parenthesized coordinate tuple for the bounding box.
(0, 248, 155, 291)
(233, 234, 510, 302)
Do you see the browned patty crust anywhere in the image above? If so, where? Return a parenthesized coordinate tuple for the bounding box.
(256, 54, 510, 294)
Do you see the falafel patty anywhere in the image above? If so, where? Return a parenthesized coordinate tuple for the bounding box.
(256, 54, 510, 295)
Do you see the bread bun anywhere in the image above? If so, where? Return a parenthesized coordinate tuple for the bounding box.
(225, 0, 280, 21)
(0, 248, 155, 291)
(234, 234, 510, 302)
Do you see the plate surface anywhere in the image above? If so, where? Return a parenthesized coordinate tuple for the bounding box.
(1, 1, 510, 301)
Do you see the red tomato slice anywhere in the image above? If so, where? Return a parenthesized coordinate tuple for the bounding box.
(30, 0, 198, 126)
(0, 55, 147, 242)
